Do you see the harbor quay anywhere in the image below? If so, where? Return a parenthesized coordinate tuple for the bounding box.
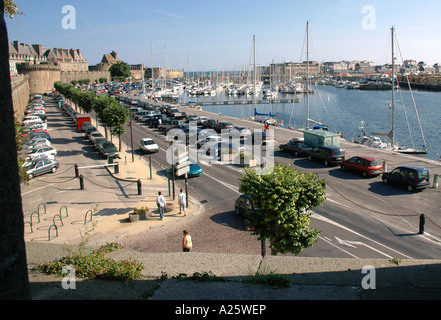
(21, 94, 441, 301)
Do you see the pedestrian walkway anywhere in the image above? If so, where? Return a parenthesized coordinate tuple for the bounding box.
(21, 99, 200, 246)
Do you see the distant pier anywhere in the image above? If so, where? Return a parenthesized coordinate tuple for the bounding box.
(191, 98, 300, 106)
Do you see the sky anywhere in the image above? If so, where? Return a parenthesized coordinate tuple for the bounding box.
(6, 0, 441, 71)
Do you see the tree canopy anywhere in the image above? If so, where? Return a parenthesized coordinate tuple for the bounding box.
(238, 163, 326, 255)
(109, 62, 132, 80)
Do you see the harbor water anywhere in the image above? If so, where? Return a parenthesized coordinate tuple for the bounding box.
(185, 86, 440, 162)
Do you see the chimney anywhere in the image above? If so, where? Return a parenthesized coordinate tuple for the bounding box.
(111, 51, 118, 60)
(13, 41, 19, 53)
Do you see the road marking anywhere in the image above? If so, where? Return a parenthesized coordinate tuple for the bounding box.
(203, 172, 240, 194)
(335, 237, 393, 258)
(318, 236, 359, 258)
(312, 213, 413, 259)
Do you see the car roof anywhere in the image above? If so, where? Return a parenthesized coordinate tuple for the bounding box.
(396, 165, 428, 171)
(350, 155, 380, 161)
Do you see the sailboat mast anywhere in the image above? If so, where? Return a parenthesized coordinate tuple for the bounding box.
(391, 26, 396, 147)
(306, 21, 310, 130)
(253, 35, 256, 115)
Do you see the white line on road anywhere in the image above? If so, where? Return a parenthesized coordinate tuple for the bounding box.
(312, 213, 413, 259)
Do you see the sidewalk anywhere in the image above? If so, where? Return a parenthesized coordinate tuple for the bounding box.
(22, 115, 200, 245)
(89, 144, 201, 245)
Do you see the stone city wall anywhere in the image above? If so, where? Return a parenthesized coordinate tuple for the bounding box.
(11, 75, 31, 120)
(60, 70, 111, 85)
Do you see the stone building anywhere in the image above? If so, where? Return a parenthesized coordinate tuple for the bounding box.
(8, 41, 87, 75)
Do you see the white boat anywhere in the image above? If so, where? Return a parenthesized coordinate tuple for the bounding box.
(356, 27, 428, 156)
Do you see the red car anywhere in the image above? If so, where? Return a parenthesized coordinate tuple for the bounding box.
(340, 156, 383, 178)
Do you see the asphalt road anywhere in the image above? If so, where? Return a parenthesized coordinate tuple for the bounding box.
(119, 107, 441, 260)
(21, 95, 441, 260)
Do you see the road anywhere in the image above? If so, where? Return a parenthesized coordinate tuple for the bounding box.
(119, 106, 441, 260)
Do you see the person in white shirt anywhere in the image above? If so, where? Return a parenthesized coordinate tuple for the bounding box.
(156, 191, 166, 220)
(178, 189, 186, 216)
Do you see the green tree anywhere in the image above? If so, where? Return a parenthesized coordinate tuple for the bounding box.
(78, 90, 97, 113)
(238, 163, 326, 255)
(109, 62, 131, 80)
(102, 103, 129, 150)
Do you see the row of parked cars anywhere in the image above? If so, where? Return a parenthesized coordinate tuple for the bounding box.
(278, 136, 431, 193)
(20, 95, 59, 180)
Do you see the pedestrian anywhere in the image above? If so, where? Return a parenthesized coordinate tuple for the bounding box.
(156, 191, 166, 220)
(182, 230, 192, 252)
(178, 189, 186, 216)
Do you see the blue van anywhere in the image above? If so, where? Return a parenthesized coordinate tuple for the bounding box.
(382, 165, 430, 192)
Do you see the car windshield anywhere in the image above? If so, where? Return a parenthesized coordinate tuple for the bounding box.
(143, 140, 155, 145)
(103, 143, 116, 149)
(369, 160, 382, 166)
(418, 170, 429, 179)
(23, 161, 37, 169)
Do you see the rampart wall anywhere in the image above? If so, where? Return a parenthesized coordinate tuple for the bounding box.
(11, 75, 31, 120)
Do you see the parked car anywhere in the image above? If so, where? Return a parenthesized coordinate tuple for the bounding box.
(197, 116, 208, 126)
(214, 122, 234, 133)
(93, 137, 108, 150)
(22, 138, 51, 150)
(98, 141, 119, 158)
(382, 165, 430, 192)
(139, 138, 159, 154)
(85, 126, 98, 138)
(202, 119, 217, 129)
(308, 146, 345, 166)
(196, 135, 225, 149)
(279, 138, 312, 157)
(340, 156, 383, 178)
(88, 131, 104, 143)
(25, 131, 51, 141)
(24, 158, 59, 180)
(234, 195, 261, 222)
(27, 146, 57, 160)
(230, 126, 252, 137)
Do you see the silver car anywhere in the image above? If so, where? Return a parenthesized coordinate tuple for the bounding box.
(24, 158, 59, 179)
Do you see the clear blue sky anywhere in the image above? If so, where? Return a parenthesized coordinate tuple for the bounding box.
(6, 0, 441, 70)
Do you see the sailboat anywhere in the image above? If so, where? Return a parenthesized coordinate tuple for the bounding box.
(369, 27, 428, 155)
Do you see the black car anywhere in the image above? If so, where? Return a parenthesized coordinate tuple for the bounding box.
(202, 119, 217, 129)
(234, 195, 261, 222)
(308, 146, 345, 166)
(382, 165, 430, 192)
(279, 138, 312, 157)
(214, 122, 234, 133)
(98, 141, 119, 159)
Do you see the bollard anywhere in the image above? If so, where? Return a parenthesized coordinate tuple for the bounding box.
(79, 175, 84, 190)
(149, 156, 152, 180)
(137, 179, 142, 195)
(383, 161, 388, 173)
(419, 214, 425, 235)
(114, 162, 119, 174)
(433, 174, 439, 189)
(74, 164, 79, 178)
